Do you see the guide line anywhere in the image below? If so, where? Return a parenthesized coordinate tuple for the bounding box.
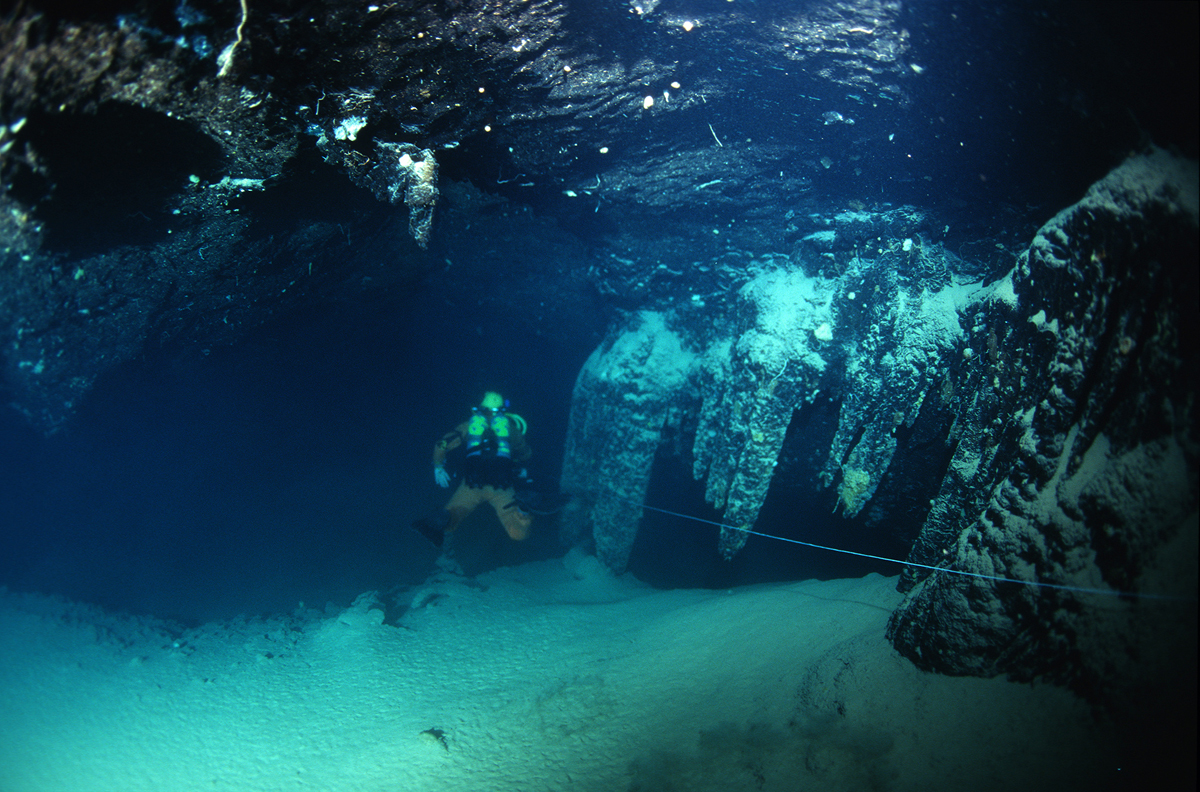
(607, 494, 1193, 602)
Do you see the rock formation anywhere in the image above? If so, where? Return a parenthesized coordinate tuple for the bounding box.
(560, 148, 1198, 717)
(562, 206, 986, 566)
(887, 148, 1198, 707)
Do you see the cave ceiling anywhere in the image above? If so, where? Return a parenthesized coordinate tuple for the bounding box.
(0, 0, 1194, 429)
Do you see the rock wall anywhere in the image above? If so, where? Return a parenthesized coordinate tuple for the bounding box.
(561, 209, 981, 569)
(561, 150, 1197, 724)
(559, 312, 697, 571)
(4, 1, 1162, 433)
(886, 148, 1199, 706)
(692, 264, 835, 559)
(0, 0, 923, 431)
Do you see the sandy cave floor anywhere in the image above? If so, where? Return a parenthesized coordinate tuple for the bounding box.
(0, 550, 1118, 792)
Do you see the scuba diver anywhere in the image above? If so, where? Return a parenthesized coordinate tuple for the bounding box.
(413, 391, 559, 549)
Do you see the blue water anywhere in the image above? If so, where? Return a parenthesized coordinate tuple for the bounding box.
(0, 287, 903, 623)
(0, 295, 586, 623)
(0, 0, 1194, 629)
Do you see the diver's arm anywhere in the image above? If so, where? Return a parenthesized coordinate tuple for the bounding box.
(432, 422, 467, 466)
(431, 425, 464, 488)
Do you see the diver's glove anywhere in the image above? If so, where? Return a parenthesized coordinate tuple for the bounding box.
(434, 465, 451, 488)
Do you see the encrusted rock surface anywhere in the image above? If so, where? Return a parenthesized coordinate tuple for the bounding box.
(562, 206, 988, 566)
(560, 149, 1198, 724)
(886, 148, 1198, 707)
(3, 0, 1150, 431)
(560, 311, 696, 571)
(1, 0, 929, 429)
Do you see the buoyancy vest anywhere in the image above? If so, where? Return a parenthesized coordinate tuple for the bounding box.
(465, 409, 513, 460)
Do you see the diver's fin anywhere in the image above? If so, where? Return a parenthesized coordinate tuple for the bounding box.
(412, 512, 450, 548)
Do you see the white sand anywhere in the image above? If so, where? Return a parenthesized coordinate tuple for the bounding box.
(0, 550, 1114, 791)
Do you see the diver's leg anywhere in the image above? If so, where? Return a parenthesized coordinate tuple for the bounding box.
(444, 483, 484, 533)
(414, 484, 481, 548)
(486, 486, 533, 541)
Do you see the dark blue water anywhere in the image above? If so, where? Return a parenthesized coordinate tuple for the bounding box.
(0, 287, 901, 623)
(1, 0, 1193, 626)
(0, 293, 586, 623)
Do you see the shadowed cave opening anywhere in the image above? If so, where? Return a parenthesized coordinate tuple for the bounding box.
(627, 403, 905, 591)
